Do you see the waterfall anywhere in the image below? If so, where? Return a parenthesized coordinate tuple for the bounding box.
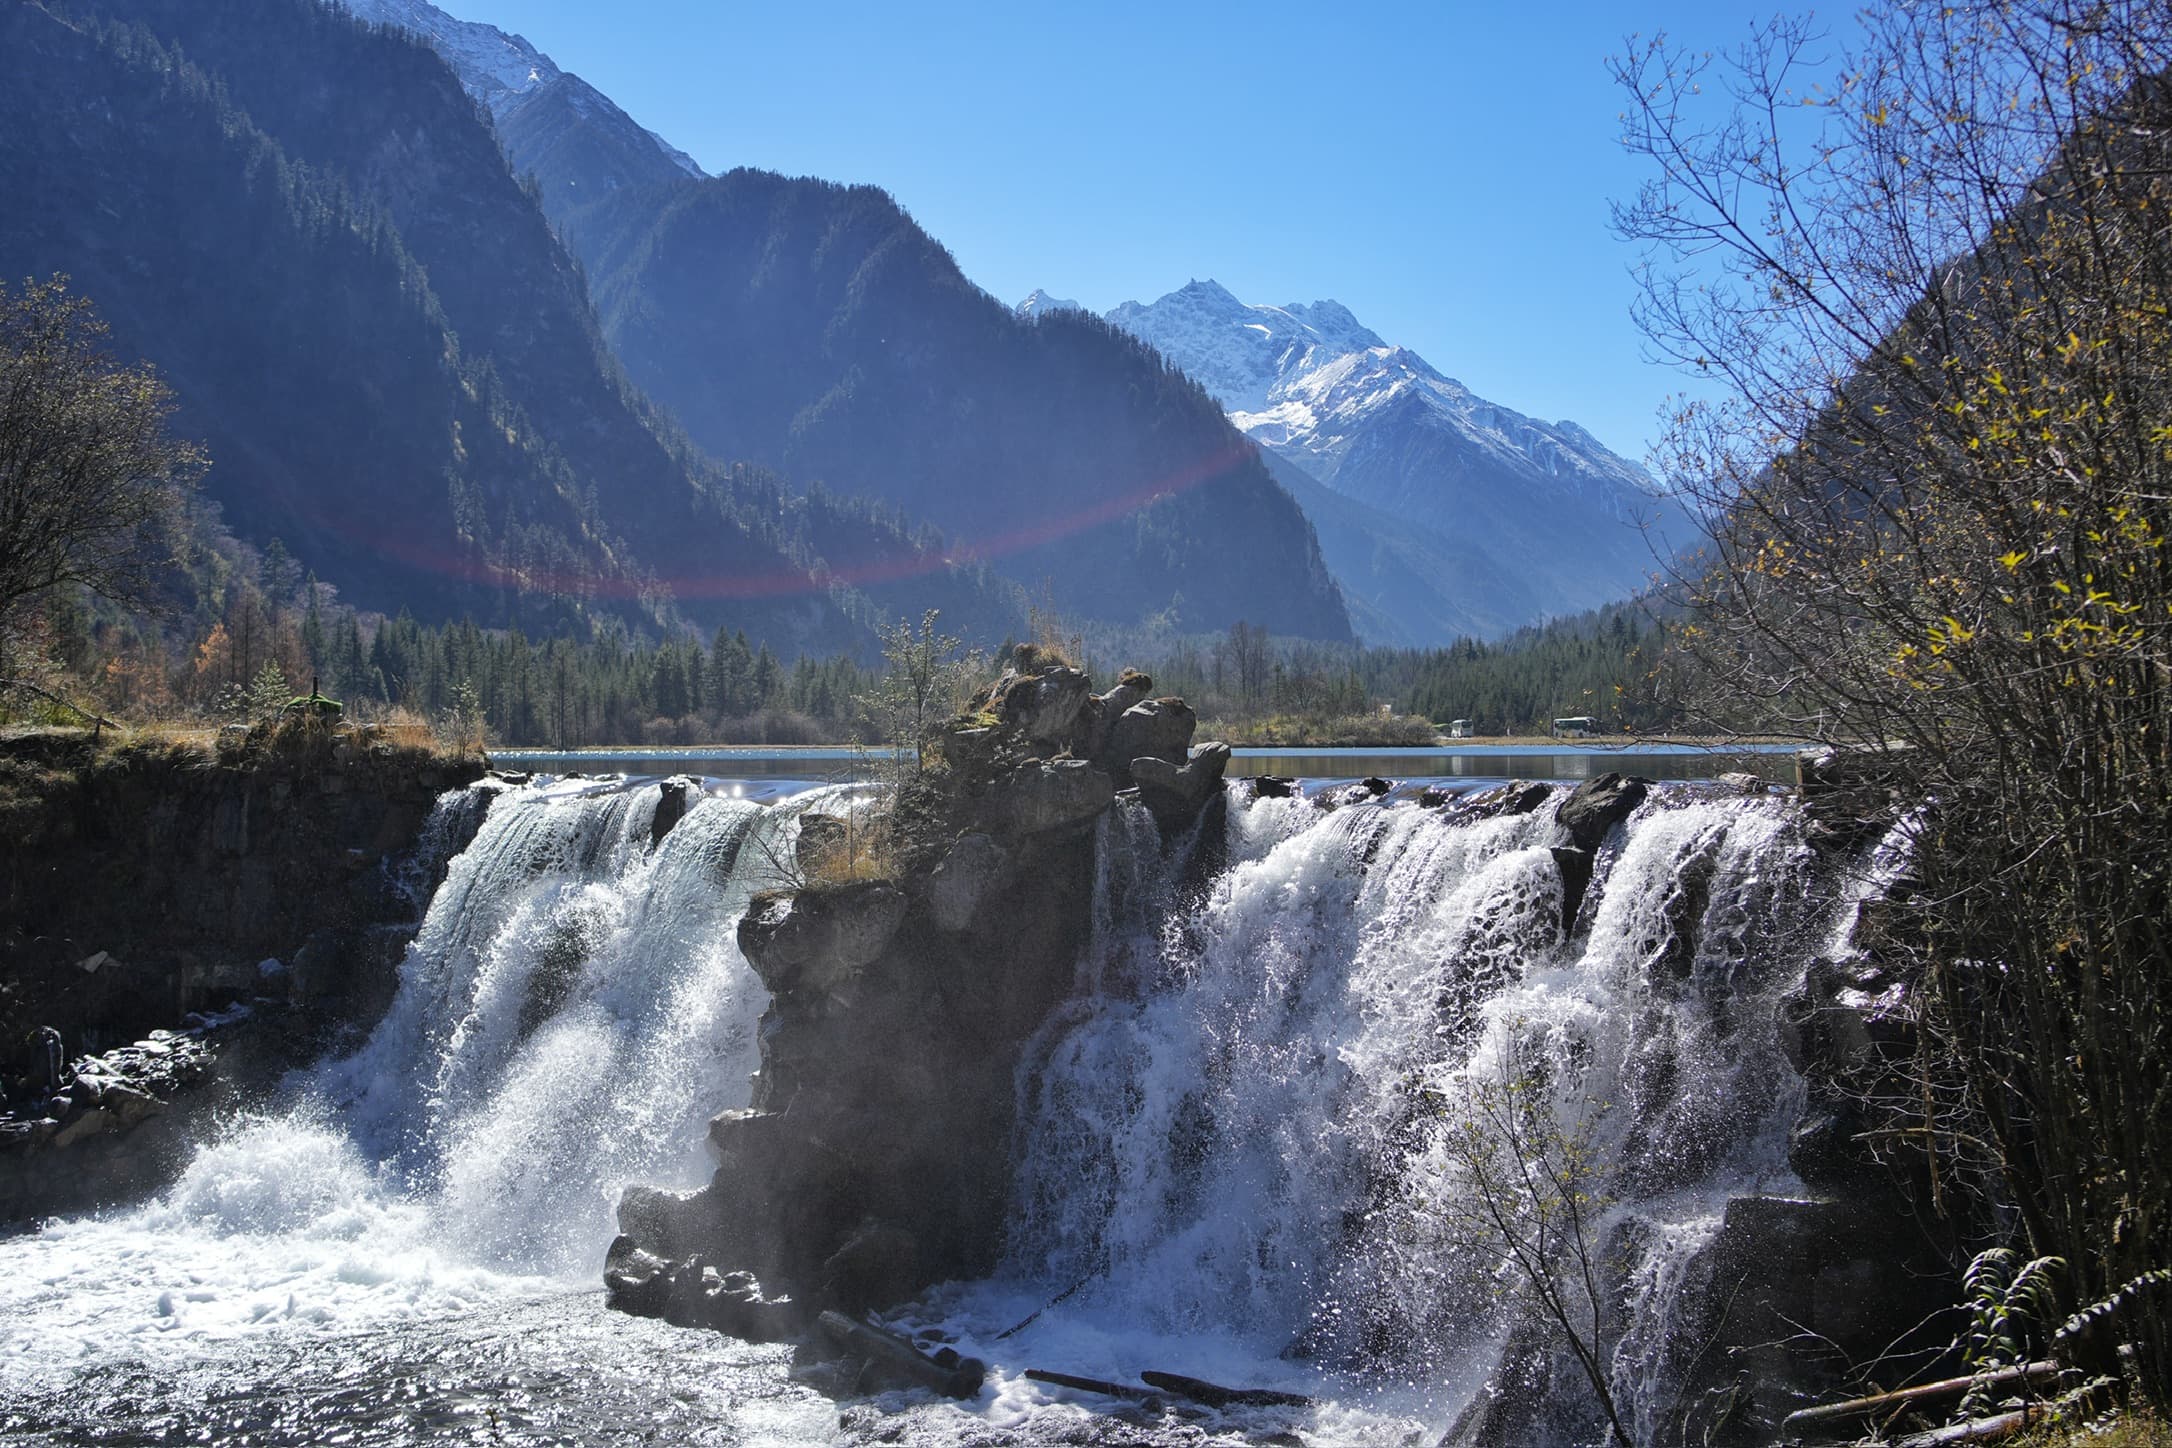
(0, 776, 842, 1361)
(3, 772, 1868, 1446)
(992, 785, 1826, 1429)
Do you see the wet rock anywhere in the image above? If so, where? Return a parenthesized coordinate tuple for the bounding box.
(1552, 845, 1597, 936)
(1098, 698, 1196, 785)
(651, 778, 691, 848)
(927, 833, 1011, 932)
(993, 759, 1115, 835)
(1131, 743, 1232, 831)
(1460, 781, 1553, 819)
(1554, 772, 1651, 853)
(603, 1234, 673, 1316)
(1251, 775, 1297, 800)
(1417, 785, 1458, 808)
(736, 883, 907, 1003)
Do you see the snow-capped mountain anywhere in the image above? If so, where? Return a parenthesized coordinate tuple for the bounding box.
(1014, 289, 1084, 320)
(1102, 280, 1697, 630)
(340, 0, 701, 180)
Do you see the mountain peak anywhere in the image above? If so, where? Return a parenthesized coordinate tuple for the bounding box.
(1015, 289, 1084, 320)
(336, 0, 701, 179)
(1175, 277, 1243, 307)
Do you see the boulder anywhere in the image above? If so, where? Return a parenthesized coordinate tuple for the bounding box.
(1098, 698, 1195, 785)
(735, 882, 907, 1003)
(1251, 775, 1298, 800)
(1132, 743, 1232, 831)
(927, 833, 1011, 932)
(1460, 781, 1553, 820)
(651, 778, 691, 848)
(1081, 674, 1153, 758)
(993, 666, 1094, 745)
(1554, 772, 1651, 853)
(993, 759, 1115, 835)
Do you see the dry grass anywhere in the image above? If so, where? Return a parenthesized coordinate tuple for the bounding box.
(2009, 1409, 2171, 1448)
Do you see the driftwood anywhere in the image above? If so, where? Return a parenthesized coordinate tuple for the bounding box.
(1024, 1368, 1163, 1404)
(1138, 1370, 1314, 1409)
(1781, 1361, 2064, 1438)
(815, 1310, 986, 1399)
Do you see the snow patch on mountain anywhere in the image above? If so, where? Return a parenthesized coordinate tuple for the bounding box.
(338, 0, 701, 176)
(1107, 280, 1655, 500)
(1014, 289, 1085, 320)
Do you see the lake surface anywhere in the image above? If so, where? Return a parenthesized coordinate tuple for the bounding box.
(487, 743, 1808, 790)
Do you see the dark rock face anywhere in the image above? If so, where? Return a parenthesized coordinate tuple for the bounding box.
(0, 725, 484, 1221)
(622, 819, 1100, 1325)
(737, 883, 907, 1006)
(1459, 781, 1553, 820)
(0, 728, 482, 1075)
(0, 1024, 220, 1223)
(1445, 1193, 1956, 1448)
(926, 833, 1011, 933)
(1550, 773, 1652, 934)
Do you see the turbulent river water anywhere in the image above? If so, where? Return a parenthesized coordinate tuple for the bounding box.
(0, 772, 1863, 1446)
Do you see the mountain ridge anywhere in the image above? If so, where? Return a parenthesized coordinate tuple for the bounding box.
(1102, 280, 1696, 632)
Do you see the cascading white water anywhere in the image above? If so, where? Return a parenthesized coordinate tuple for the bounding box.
(0, 775, 846, 1364)
(977, 785, 1827, 1439)
(3, 772, 1865, 1447)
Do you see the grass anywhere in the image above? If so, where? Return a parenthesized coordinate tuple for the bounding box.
(2009, 1408, 2171, 1448)
(1198, 711, 1443, 748)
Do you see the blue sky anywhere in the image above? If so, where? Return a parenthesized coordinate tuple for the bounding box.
(443, 0, 1784, 464)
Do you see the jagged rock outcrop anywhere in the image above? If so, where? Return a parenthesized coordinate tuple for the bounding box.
(607, 659, 1226, 1339)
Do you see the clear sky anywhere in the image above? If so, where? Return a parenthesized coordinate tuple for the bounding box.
(439, 0, 1785, 464)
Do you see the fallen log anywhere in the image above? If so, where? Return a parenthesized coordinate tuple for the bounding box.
(1780, 1360, 2064, 1439)
(1025, 1368, 1163, 1405)
(815, 1310, 986, 1399)
(1139, 1370, 1314, 1409)
(1891, 1405, 2049, 1448)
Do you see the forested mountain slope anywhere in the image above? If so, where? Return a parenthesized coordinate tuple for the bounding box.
(542, 171, 1353, 640)
(1, 0, 1021, 651)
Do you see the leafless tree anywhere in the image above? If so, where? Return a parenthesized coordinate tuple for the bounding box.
(0, 277, 201, 657)
(1615, 1, 2172, 1398)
